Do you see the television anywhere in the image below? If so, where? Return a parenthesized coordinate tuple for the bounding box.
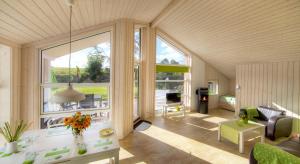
(166, 93, 181, 104)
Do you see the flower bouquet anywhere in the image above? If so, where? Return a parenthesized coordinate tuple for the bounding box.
(64, 112, 91, 137)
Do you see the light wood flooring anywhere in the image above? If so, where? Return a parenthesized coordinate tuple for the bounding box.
(117, 109, 262, 164)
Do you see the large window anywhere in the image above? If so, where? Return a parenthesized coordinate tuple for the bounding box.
(133, 28, 141, 121)
(155, 36, 189, 112)
(40, 32, 111, 128)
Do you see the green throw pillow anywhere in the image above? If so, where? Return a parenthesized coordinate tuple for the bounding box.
(254, 143, 300, 164)
(246, 107, 259, 121)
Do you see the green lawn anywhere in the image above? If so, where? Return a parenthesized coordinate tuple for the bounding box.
(76, 86, 108, 100)
(50, 67, 109, 100)
(52, 67, 86, 76)
(52, 86, 108, 100)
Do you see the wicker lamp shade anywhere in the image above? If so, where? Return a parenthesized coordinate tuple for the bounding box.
(52, 84, 85, 104)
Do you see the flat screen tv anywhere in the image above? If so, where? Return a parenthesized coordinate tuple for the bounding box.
(166, 93, 181, 104)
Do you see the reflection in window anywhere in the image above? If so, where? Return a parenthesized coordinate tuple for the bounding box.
(40, 32, 111, 128)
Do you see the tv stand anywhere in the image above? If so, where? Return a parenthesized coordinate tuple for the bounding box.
(163, 103, 185, 117)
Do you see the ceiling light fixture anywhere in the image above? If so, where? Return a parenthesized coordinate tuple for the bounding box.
(51, 0, 85, 104)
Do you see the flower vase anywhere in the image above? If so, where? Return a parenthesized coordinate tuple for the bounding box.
(73, 130, 83, 144)
(243, 118, 248, 124)
(5, 141, 18, 154)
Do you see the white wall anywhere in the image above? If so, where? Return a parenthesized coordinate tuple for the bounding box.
(236, 62, 300, 131)
(229, 79, 236, 96)
(0, 44, 11, 124)
(206, 64, 230, 109)
(190, 59, 231, 111)
(190, 55, 206, 111)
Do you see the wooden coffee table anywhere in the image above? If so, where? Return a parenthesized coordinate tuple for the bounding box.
(218, 119, 265, 153)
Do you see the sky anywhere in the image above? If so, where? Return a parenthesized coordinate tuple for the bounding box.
(156, 37, 186, 65)
(49, 36, 186, 69)
(50, 42, 110, 68)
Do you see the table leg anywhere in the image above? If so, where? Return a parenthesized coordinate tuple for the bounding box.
(261, 127, 265, 143)
(109, 158, 114, 164)
(114, 152, 119, 164)
(239, 132, 244, 153)
(183, 105, 185, 116)
(218, 124, 221, 141)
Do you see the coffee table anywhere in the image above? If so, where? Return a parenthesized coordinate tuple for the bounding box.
(218, 119, 265, 153)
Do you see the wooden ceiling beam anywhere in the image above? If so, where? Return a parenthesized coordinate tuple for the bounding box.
(150, 0, 185, 28)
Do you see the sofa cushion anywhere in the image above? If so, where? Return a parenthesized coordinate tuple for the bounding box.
(277, 138, 300, 157)
(253, 143, 300, 163)
(246, 107, 259, 121)
(257, 106, 284, 121)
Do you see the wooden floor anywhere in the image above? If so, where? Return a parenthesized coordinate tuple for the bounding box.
(116, 109, 260, 164)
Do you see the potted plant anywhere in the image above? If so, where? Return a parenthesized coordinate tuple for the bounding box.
(0, 121, 29, 154)
(239, 110, 248, 124)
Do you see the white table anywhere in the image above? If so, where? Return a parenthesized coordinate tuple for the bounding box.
(218, 119, 265, 153)
(162, 103, 185, 117)
(0, 122, 120, 164)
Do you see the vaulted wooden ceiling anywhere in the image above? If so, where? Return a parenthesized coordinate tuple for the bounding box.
(156, 0, 300, 78)
(0, 0, 171, 44)
(0, 0, 299, 79)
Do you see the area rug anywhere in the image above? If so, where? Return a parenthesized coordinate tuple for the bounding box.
(134, 120, 152, 131)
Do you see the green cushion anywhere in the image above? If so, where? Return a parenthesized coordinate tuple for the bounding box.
(254, 143, 300, 164)
(246, 107, 259, 121)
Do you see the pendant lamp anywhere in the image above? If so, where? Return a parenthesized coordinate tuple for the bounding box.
(51, 0, 85, 104)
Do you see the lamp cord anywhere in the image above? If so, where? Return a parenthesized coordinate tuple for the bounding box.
(68, 5, 72, 86)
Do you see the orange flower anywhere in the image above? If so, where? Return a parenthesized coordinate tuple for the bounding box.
(64, 117, 72, 125)
(83, 121, 90, 128)
(64, 113, 90, 134)
(73, 122, 79, 128)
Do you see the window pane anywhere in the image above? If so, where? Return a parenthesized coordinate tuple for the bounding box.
(42, 32, 111, 83)
(155, 82, 184, 111)
(43, 85, 109, 113)
(134, 29, 141, 120)
(40, 111, 110, 129)
(156, 72, 184, 80)
(208, 81, 218, 95)
(134, 29, 141, 61)
(156, 82, 184, 93)
(156, 37, 186, 65)
(155, 35, 187, 112)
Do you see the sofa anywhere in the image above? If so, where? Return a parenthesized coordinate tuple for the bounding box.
(250, 138, 300, 164)
(240, 106, 293, 140)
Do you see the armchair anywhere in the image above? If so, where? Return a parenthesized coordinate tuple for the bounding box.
(240, 106, 292, 140)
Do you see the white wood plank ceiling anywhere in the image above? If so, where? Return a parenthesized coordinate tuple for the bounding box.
(156, 0, 300, 78)
(0, 0, 171, 44)
(0, 0, 299, 78)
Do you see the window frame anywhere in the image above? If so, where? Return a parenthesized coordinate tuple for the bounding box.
(39, 31, 113, 120)
(208, 80, 219, 95)
(155, 32, 191, 111)
(133, 27, 142, 121)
